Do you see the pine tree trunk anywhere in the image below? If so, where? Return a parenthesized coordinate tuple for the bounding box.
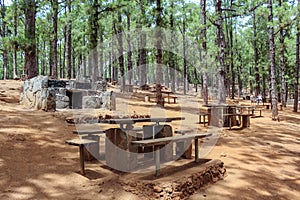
(66, 0, 72, 79)
(72, 48, 76, 78)
(24, 0, 38, 79)
(137, 0, 147, 86)
(156, 0, 163, 106)
(99, 31, 104, 77)
(229, 17, 235, 99)
(183, 1, 187, 95)
(62, 23, 67, 78)
(253, 10, 260, 97)
(279, 0, 287, 107)
(59, 43, 62, 78)
(117, 11, 125, 92)
(83, 32, 86, 77)
(1, 0, 8, 79)
(294, 0, 300, 112)
(49, 39, 53, 76)
(13, 0, 18, 79)
(89, 0, 99, 83)
(268, 0, 279, 120)
(201, 0, 208, 105)
(126, 12, 132, 85)
(51, 0, 58, 79)
(42, 40, 46, 75)
(216, 0, 226, 104)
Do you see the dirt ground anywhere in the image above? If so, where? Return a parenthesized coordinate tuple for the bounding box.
(0, 80, 299, 200)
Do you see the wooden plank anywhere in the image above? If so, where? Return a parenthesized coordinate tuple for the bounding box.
(65, 138, 97, 146)
(73, 130, 105, 135)
(131, 133, 212, 147)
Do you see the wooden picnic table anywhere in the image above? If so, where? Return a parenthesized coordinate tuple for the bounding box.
(98, 117, 186, 171)
(207, 104, 240, 127)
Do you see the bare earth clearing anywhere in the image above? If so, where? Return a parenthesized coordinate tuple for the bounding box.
(0, 80, 299, 200)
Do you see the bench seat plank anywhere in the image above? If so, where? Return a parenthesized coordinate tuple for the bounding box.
(131, 133, 212, 147)
(72, 130, 105, 135)
(65, 138, 98, 146)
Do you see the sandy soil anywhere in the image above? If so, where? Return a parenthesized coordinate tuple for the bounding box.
(0, 80, 299, 200)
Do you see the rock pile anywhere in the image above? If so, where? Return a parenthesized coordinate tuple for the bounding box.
(123, 160, 226, 200)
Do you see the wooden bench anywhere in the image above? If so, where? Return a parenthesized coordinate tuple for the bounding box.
(198, 112, 209, 126)
(131, 133, 212, 176)
(252, 109, 263, 117)
(65, 139, 98, 175)
(163, 95, 178, 104)
(73, 129, 105, 136)
(225, 113, 253, 129)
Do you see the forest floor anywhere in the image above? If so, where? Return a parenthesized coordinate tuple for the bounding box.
(0, 79, 299, 200)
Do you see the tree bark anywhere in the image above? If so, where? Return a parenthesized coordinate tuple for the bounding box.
(89, 0, 99, 83)
(51, 0, 58, 79)
(279, 0, 287, 107)
(117, 11, 125, 92)
(126, 12, 132, 85)
(169, 2, 176, 93)
(156, 0, 163, 106)
(294, 0, 300, 112)
(253, 10, 260, 97)
(216, 0, 226, 104)
(24, 0, 38, 79)
(66, 0, 72, 79)
(1, 0, 8, 79)
(13, 0, 18, 79)
(182, 1, 187, 95)
(201, 0, 208, 105)
(268, 0, 279, 120)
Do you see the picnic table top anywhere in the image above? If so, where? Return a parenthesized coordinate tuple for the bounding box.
(98, 117, 185, 124)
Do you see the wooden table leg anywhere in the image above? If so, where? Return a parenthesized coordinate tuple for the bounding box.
(79, 144, 85, 175)
(155, 146, 160, 176)
(195, 138, 199, 162)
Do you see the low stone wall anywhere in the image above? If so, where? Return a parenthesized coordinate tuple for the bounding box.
(122, 160, 226, 200)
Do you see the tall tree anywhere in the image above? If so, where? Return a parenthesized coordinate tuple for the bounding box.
(253, 9, 260, 98)
(12, 0, 18, 79)
(201, 0, 208, 105)
(51, 0, 58, 79)
(24, 0, 38, 79)
(1, 0, 8, 79)
(89, 0, 99, 83)
(182, 0, 187, 95)
(268, 0, 279, 120)
(279, 0, 287, 107)
(138, 0, 147, 87)
(125, 11, 132, 85)
(66, 0, 72, 79)
(215, 0, 226, 104)
(117, 11, 125, 92)
(156, 0, 163, 106)
(294, 0, 300, 112)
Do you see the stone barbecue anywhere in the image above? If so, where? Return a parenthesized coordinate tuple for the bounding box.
(20, 75, 113, 111)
